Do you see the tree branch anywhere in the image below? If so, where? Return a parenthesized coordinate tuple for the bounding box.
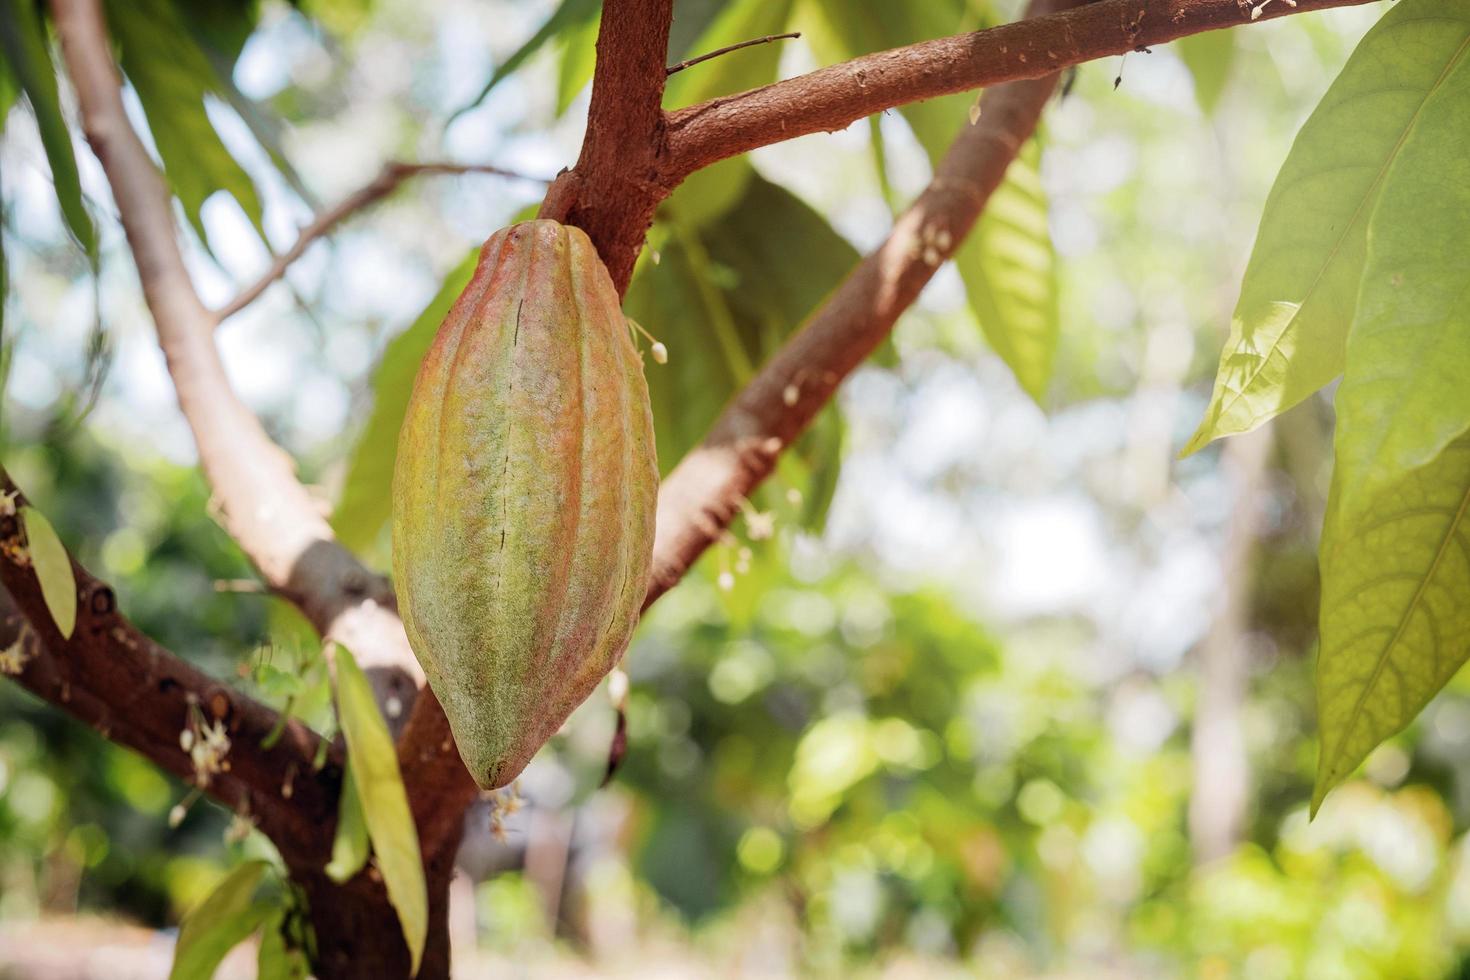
(0, 474, 340, 864)
(214, 161, 550, 324)
(49, 0, 426, 736)
(660, 0, 1379, 182)
(646, 0, 1080, 606)
(536, 0, 675, 292)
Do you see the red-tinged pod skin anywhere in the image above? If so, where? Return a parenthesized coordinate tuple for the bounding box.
(392, 220, 658, 790)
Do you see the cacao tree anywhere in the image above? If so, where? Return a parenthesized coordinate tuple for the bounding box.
(1, 0, 1466, 975)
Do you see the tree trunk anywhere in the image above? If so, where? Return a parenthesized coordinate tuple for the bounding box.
(292, 820, 464, 979)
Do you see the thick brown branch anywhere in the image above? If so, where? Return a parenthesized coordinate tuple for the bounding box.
(0, 475, 339, 863)
(215, 162, 549, 324)
(50, 0, 423, 738)
(661, 0, 1379, 182)
(537, 0, 674, 292)
(646, 0, 1079, 607)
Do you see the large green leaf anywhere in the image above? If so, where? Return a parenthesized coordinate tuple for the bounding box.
(1314, 436, 1470, 813)
(169, 861, 272, 980)
(332, 251, 478, 554)
(953, 137, 1057, 403)
(20, 505, 76, 640)
(0, 0, 95, 254)
(1175, 31, 1236, 116)
(1184, 0, 1469, 455)
(1333, 48, 1470, 523)
(333, 645, 426, 975)
(105, 0, 264, 242)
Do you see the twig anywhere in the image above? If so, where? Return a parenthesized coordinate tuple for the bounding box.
(666, 32, 800, 76)
(214, 161, 549, 324)
(0, 471, 340, 863)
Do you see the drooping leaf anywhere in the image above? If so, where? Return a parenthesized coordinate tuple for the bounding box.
(168, 861, 271, 980)
(256, 909, 309, 980)
(333, 645, 426, 975)
(105, 0, 265, 242)
(1332, 49, 1470, 523)
(1184, 0, 1470, 455)
(332, 251, 478, 553)
(1313, 436, 1470, 813)
(20, 505, 76, 640)
(0, 0, 95, 254)
(324, 759, 370, 884)
(953, 137, 1057, 402)
(451, 0, 599, 123)
(1176, 30, 1236, 116)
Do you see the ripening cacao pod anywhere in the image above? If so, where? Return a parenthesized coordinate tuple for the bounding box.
(392, 220, 658, 790)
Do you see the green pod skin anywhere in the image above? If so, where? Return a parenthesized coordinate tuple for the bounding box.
(392, 220, 658, 790)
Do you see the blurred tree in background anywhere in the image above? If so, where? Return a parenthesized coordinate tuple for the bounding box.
(3, 0, 1470, 977)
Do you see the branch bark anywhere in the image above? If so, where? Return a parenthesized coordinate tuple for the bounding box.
(215, 161, 549, 324)
(50, 0, 426, 736)
(644, 0, 1080, 603)
(0, 474, 339, 864)
(537, 0, 675, 291)
(660, 0, 1377, 182)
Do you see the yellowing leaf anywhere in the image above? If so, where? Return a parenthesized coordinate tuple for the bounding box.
(333, 645, 426, 975)
(1185, 0, 1470, 455)
(20, 506, 76, 640)
(1314, 437, 1470, 814)
(324, 759, 370, 884)
(169, 861, 271, 980)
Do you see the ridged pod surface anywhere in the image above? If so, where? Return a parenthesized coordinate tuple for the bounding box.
(392, 220, 658, 790)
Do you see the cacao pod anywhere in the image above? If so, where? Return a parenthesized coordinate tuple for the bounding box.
(392, 220, 658, 791)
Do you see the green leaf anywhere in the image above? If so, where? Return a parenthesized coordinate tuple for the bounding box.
(324, 759, 370, 884)
(1176, 31, 1236, 116)
(953, 137, 1057, 402)
(1333, 49, 1470, 523)
(20, 506, 76, 640)
(333, 645, 427, 975)
(105, 0, 265, 242)
(0, 0, 95, 254)
(256, 909, 309, 980)
(451, 0, 599, 123)
(1184, 0, 1470, 455)
(1313, 436, 1470, 814)
(169, 861, 271, 980)
(332, 251, 478, 553)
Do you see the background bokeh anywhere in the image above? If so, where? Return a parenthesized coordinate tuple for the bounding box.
(5, 0, 1466, 977)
